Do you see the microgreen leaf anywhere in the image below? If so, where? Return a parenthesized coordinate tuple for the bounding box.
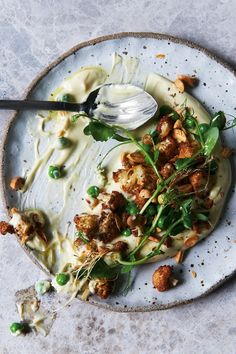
(84, 121, 115, 141)
(181, 198, 193, 214)
(90, 259, 118, 279)
(84, 121, 128, 142)
(175, 158, 195, 170)
(170, 223, 186, 236)
(211, 111, 226, 130)
(195, 213, 209, 221)
(120, 254, 136, 273)
(204, 127, 219, 156)
(113, 133, 130, 142)
(159, 105, 179, 121)
(121, 265, 134, 273)
(182, 214, 192, 229)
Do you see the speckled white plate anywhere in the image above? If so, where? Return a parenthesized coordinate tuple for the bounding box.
(1, 33, 236, 312)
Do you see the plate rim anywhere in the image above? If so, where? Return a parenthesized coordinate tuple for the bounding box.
(0, 31, 235, 312)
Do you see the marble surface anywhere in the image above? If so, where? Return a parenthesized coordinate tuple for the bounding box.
(0, 0, 236, 353)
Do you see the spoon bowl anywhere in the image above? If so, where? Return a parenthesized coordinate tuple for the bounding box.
(92, 84, 158, 129)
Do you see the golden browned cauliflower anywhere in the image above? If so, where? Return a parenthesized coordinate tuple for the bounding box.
(189, 170, 207, 192)
(178, 142, 195, 158)
(98, 211, 120, 242)
(113, 165, 157, 194)
(0, 221, 14, 235)
(152, 265, 173, 292)
(95, 279, 113, 299)
(125, 151, 146, 165)
(108, 191, 126, 212)
(74, 214, 99, 237)
(112, 241, 128, 253)
(157, 136, 178, 162)
(156, 116, 174, 140)
(160, 163, 175, 180)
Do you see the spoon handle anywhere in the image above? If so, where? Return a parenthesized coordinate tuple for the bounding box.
(0, 100, 87, 112)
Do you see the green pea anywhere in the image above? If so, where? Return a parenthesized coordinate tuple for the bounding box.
(126, 202, 138, 215)
(58, 137, 71, 149)
(48, 165, 61, 179)
(199, 123, 210, 134)
(146, 204, 157, 217)
(87, 186, 100, 198)
(56, 273, 70, 286)
(157, 215, 167, 229)
(61, 93, 75, 103)
(10, 322, 24, 334)
(121, 228, 132, 236)
(185, 117, 196, 129)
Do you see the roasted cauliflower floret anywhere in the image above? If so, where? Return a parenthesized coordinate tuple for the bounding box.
(135, 188, 152, 209)
(189, 170, 208, 192)
(125, 151, 146, 165)
(107, 191, 126, 212)
(156, 116, 174, 140)
(0, 221, 14, 235)
(95, 279, 113, 299)
(152, 265, 173, 292)
(98, 211, 120, 243)
(113, 165, 157, 193)
(178, 142, 196, 158)
(10, 209, 34, 243)
(157, 136, 178, 162)
(5, 208, 46, 244)
(74, 214, 99, 238)
(172, 128, 187, 143)
(160, 163, 175, 180)
(112, 241, 128, 253)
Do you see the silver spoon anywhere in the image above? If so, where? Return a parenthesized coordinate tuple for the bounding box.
(0, 84, 157, 130)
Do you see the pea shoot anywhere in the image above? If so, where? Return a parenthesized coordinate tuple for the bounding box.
(87, 185, 100, 198)
(48, 165, 62, 179)
(56, 273, 70, 286)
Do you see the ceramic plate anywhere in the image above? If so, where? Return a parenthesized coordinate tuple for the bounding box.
(1, 33, 236, 312)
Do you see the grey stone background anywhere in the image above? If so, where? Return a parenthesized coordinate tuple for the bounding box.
(0, 0, 236, 353)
